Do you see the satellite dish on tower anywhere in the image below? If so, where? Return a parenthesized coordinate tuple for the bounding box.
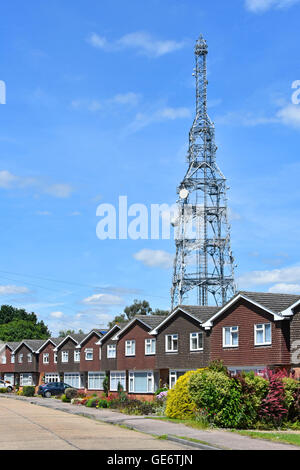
(179, 188, 189, 199)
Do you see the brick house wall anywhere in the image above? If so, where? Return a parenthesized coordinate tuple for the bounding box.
(290, 306, 300, 377)
(79, 333, 101, 372)
(117, 322, 156, 372)
(56, 338, 80, 373)
(38, 342, 58, 373)
(100, 330, 118, 372)
(209, 298, 290, 368)
(155, 310, 210, 370)
(0, 346, 15, 377)
(14, 344, 39, 373)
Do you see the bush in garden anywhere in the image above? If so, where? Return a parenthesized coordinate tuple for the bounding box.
(208, 359, 228, 374)
(282, 378, 300, 422)
(0, 387, 8, 393)
(165, 370, 199, 419)
(85, 398, 99, 408)
(103, 375, 109, 397)
(155, 387, 168, 396)
(65, 388, 78, 401)
(61, 394, 70, 403)
(236, 372, 269, 428)
(22, 386, 35, 397)
(188, 369, 244, 428)
(96, 398, 110, 408)
(259, 376, 288, 426)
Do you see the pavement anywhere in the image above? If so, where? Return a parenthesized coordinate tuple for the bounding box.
(0, 394, 299, 450)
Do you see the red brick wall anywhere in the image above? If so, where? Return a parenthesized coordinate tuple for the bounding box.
(0, 347, 15, 374)
(80, 333, 101, 372)
(117, 322, 156, 371)
(210, 298, 290, 367)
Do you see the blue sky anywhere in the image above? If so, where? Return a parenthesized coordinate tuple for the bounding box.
(0, 0, 300, 335)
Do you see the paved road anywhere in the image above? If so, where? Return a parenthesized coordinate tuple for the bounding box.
(0, 398, 194, 450)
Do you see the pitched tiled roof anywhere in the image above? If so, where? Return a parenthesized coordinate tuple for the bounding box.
(176, 305, 221, 323)
(239, 291, 300, 313)
(134, 315, 168, 329)
(6, 341, 21, 351)
(22, 339, 48, 352)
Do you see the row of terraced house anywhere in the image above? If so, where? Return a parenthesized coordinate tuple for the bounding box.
(1, 291, 300, 398)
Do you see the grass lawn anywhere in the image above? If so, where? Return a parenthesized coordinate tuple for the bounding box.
(148, 416, 209, 430)
(234, 430, 300, 447)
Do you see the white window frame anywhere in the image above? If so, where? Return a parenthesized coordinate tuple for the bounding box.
(125, 340, 136, 357)
(223, 326, 239, 348)
(169, 370, 188, 388)
(107, 344, 116, 358)
(110, 371, 126, 391)
(88, 372, 105, 390)
(74, 350, 80, 362)
(54, 352, 57, 364)
(1, 353, 6, 364)
(20, 373, 33, 386)
(165, 334, 178, 352)
(64, 373, 82, 389)
(254, 323, 272, 346)
(27, 353, 33, 363)
(18, 353, 23, 364)
(145, 339, 156, 355)
(85, 348, 93, 361)
(62, 351, 69, 363)
(129, 371, 154, 394)
(190, 332, 203, 351)
(43, 353, 49, 364)
(44, 373, 60, 383)
(11, 354, 15, 364)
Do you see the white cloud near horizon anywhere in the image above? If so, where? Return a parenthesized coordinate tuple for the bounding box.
(133, 249, 174, 269)
(126, 107, 191, 133)
(50, 311, 64, 318)
(245, 0, 300, 13)
(0, 285, 30, 295)
(71, 92, 141, 113)
(0, 170, 74, 198)
(268, 283, 300, 294)
(238, 265, 300, 291)
(86, 31, 187, 58)
(82, 293, 124, 305)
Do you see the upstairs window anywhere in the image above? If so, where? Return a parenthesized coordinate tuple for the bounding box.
(190, 332, 203, 351)
(145, 339, 156, 355)
(74, 350, 80, 362)
(125, 340, 136, 356)
(18, 353, 23, 363)
(85, 348, 93, 361)
(165, 334, 178, 352)
(11, 355, 15, 364)
(255, 323, 271, 346)
(223, 326, 239, 347)
(54, 352, 57, 364)
(107, 344, 116, 358)
(62, 351, 69, 363)
(43, 353, 49, 364)
(27, 353, 32, 363)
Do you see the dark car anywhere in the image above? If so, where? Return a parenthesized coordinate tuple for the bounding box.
(38, 382, 73, 398)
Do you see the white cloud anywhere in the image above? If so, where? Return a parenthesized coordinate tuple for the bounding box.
(0, 170, 74, 198)
(126, 107, 191, 133)
(86, 31, 186, 57)
(238, 265, 300, 287)
(133, 249, 174, 269)
(276, 104, 300, 128)
(50, 311, 64, 318)
(71, 92, 140, 112)
(83, 293, 124, 305)
(245, 0, 300, 12)
(268, 283, 300, 294)
(0, 285, 30, 295)
(45, 183, 73, 198)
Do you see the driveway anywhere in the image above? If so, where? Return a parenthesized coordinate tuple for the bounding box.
(0, 397, 194, 450)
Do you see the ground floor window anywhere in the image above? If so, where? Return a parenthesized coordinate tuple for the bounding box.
(88, 372, 105, 390)
(20, 373, 34, 386)
(44, 373, 60, 383)
(228, 366, 266, 376)
(63, 373, 82, 389)
(169, 370, 188, 388)
(129, 371, 155, 393)
(110, 371, 126, 391)
(4, 373, 14, 385)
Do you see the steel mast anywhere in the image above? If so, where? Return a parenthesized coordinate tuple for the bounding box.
(171, 35, 236, 308)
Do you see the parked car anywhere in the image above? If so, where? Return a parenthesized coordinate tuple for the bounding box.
(0, 379, 13, 392)
(38, 382, 73, 398)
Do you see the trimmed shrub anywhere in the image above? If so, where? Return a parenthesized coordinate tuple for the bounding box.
(97, 399, 110, 408)
(0, 387, 8, 393)
(259, 376, 288, 426)
(85, 398, 98, 408)
(188, 369, 244, 428)
(65, 388, 78, 401)
(165, 370, 199, 419)
(22, 386, 35, 397)
(61, 394, 70, 403)
(282, 377, 300, 422)
(236, 372, 269, 428)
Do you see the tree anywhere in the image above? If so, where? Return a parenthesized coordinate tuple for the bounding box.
(58, 329, 84, 337)
(107, 300, 169, 329)
(124, 300, 152, 320)
(0, 305, 50, 342)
